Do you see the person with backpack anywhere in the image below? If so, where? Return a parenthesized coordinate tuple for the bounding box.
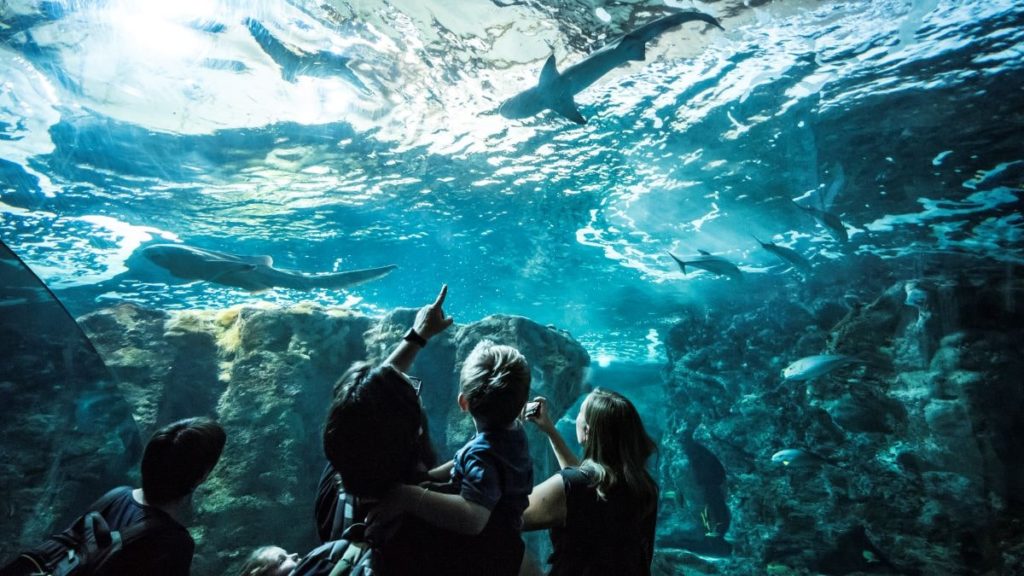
(0, 416, 226, 576)
(367, 340, 534, 576)
(246, 285, 449, 576)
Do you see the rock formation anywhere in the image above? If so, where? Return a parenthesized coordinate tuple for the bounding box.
(28, 302, 589, 575)
(655, 255, 1024, 575)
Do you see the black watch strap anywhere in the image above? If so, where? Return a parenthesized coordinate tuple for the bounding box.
(403, 328, 427, 348)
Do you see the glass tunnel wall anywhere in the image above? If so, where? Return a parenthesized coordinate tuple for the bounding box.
(0, 239, 140, 554)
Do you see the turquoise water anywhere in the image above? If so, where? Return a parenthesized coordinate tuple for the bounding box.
(3, 1, 1024, 574)
(1, 0, 1022, 360)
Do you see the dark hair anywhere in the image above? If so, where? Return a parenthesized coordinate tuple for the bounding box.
(579, 388, 659, 522)
(323, 363, 424, 497)
(459, 341, 530, 429)
(141, 417, 226, 505)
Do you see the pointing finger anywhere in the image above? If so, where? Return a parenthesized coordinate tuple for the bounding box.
(433, 284, 448, 307)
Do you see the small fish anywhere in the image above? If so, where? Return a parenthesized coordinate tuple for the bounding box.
(793, 201, 848, 243)
(782, 354, 858, 381)
(752, 236, 812, 273)
(668, 250, 743, 281)
(771, 448, 831, 468)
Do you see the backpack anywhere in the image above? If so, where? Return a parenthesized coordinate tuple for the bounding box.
(291, 524, 377, 576)
(20, 511, 172, 576)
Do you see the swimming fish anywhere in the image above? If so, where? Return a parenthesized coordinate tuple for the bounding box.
(752, 236, 812, 273)
(245, 18, 370, 92)
(499, 10, 723, 124)
(668, 250, 743, 281)
(782, 354, 858, 381)
(141, 244, 396, 292)
(793, 201, 848, 244)
(771, 448, 830, 468)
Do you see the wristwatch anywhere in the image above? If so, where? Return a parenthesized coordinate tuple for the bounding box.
(403, 328, 427, 348)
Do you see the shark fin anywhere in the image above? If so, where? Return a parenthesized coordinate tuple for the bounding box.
(539, 55, 560, 88)
(553, 93, 586, 124)
(667, 252, 687, 275)
(698, 249, 712, 256)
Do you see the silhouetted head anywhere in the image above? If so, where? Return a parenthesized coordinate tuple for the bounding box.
(141, 416, 226, 505)
(578, 388, 659, 519)
(323, 363, 424, 497)
(459, 340, 531, 430)
(580, 389, 655, 463)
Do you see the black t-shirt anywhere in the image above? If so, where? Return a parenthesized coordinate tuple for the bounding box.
(548, 468, 657, 576)
(32, 486, 193, 576)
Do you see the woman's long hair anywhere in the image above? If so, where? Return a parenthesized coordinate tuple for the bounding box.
(579, 388, 659, 521)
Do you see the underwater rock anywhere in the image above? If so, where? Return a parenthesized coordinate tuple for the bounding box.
(57, 303, 587, 575)
(658, 256, 1024, 575)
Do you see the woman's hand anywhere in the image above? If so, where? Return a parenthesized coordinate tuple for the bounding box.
(413, 284, 454, 341)
(524, 396, 556, 435)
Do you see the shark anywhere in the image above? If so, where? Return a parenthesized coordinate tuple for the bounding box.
(499, 10, 723, 124)
(668, 250, 743, 281)
(793, 201, 849, 244)
(245, 18, 370, 93)
(140, 244, 396, 292)
(753, 236, 812, 273)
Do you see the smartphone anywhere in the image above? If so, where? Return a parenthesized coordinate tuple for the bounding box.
(524, 401, 540, 418)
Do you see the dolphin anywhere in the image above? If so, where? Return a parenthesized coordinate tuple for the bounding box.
(668, 250, 743, 281)
(245, 18, 370, 92)
(499, 10, 723, 124)
(782, 354, 859, 382)
(753, 236, 812, 273)
(140, 244, 395, 292)
(793, 201, 848, 243)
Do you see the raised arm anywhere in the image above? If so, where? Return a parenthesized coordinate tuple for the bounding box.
(386, 284, 454, 373)
(525, 397, 580, 469)
(368, 484, 491, 535)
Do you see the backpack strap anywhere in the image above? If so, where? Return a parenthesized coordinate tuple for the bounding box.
(331, 484, 355, 540)
(328, 541, 369, 576)
(88, 511, 181, 574)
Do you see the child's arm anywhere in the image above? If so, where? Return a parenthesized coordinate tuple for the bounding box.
(525, 397, 580, 469)
(369, 485, 491, 535)
(427, 460, 454, 481)
(385, 284, 453, 373)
